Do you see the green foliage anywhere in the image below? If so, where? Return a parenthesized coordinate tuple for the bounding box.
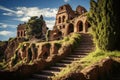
(11, 51, 18, 66)
(88, 0, 120, 51)
(45, 30, 50, 41)
(26, 15, 45, 39)
(0, 41, 7, 47)
(8, 37, 15, 42)
(53, 49, 120, 80)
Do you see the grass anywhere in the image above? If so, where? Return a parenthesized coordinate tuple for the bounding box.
(52, 48, 120, 80)
(80, 49, 120, 67)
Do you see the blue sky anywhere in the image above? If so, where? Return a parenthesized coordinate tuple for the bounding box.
(0, 0, 90, 41)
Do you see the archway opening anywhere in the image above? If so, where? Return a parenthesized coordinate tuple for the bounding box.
(77, 21, 83, 32)
(43, 52, 49, 59)
(62, 16, 65, 22)
(17, 31, 20, 37)
(58, 17, 61, 23)
(85, 21, 91, 32)
(68, 23, 74, 34)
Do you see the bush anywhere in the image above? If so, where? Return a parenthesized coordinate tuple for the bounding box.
(88, 0, 120, 51)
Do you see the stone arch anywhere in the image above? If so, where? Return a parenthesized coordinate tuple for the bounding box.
(58, 17, 61, 23)
(24, 31, 26, 36)
(77, 21, 83, 32)
(62, 16, 66, 22)
(59, 26, 62, 29)
(85, 21, 91, 32)
(43, 52, 49, 59)
(20, 31, 22, 37)
(67, 23, 74, 34)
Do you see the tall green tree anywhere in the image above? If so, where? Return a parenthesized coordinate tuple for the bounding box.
(26, 15, 45, 39)
(88, 0, 120, 51)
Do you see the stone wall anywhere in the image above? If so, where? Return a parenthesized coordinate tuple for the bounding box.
(0, 33, 81, 79)
(4, 38, 26, 60)
(62, 57, 120, 80)
(49, 4, 90, 40)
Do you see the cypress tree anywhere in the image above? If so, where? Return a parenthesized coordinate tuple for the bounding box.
(88, 0, 120, 51)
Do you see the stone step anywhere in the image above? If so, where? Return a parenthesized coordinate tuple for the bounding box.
(60, 60, 73, 63)
(33, 74, 51, 79)
(74, 49, 92, 53)
(40, 70, 59, 76)
(78, 45, 94, 47)
(55, 63, 69, 67)
(74, 52, 88, 55)
(81, 39, 92, 41)
(50, 66, 63, 71)
(79, 43, 94, 45)
(65, 56, 81, 60)
(68, 54, 86, 58)
(76, 48, 93, 50)
(27, 34, 95, 80)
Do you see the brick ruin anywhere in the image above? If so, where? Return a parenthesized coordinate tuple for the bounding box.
(17, 22, 47, 38)
(17, 4, 90, 40)
(17, 23, 26, 38)
(54, 4, 90, 35)
(49, 4, 90, 40)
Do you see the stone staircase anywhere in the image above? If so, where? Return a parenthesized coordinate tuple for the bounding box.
(27, 33, 95, 80)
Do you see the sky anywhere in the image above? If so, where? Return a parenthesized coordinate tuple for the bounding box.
(0, 0, 90, 41)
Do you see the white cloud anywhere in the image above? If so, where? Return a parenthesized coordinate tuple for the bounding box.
(14, 17, 30, 22)
(0, 6, 58, 30)
(46, 20, 55, 30)
(16, 7, 57, 18)
(0, 23, 7, 28)
(64, 0, 70, 2)
(0, 23, 16, 28)
(3, 12, 13, 16)
(0, 30, 14, 36)
(1, 6, 58, 22)
(0, 5, 16, 13)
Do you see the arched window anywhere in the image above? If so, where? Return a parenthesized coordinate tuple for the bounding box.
(59, 26, 62, 29)
(24, 31, 26, 36)
(58, 17, 61, 23)
(17, 31, 20, 37)
(63, 25, 65, 28)
(21, 31, 23, 37)
(62, 16, 65, 22)
(77, 21, 83, 32)
(68, 23, 74, 34)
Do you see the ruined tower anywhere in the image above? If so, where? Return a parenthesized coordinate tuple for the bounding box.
(53, 4, 90, 37)
(17, 23, 26, 38)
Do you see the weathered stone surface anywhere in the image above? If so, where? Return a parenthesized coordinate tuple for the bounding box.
(64, 72, 86, 80)
(49, 4, 90, 41)
(4, 38, 26, 60)
(0, 41, 8, 60)
(81, 64, 99, 80)
(81, 57, 119, 80)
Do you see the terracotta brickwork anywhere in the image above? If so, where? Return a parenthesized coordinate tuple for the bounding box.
(54, 4, 90, 37)
(17, 23, 26, 38)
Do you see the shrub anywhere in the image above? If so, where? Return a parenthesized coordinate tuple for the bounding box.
(88, 0, 120, 51)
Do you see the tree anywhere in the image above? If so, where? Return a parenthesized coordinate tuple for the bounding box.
(88, 0, 120, 51)
(26, 15, 45, 39)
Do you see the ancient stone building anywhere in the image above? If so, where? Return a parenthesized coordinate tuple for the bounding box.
(17, 23, 26, 38)
(17, 21, 47, 38)
(53, 4, 90, 37)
